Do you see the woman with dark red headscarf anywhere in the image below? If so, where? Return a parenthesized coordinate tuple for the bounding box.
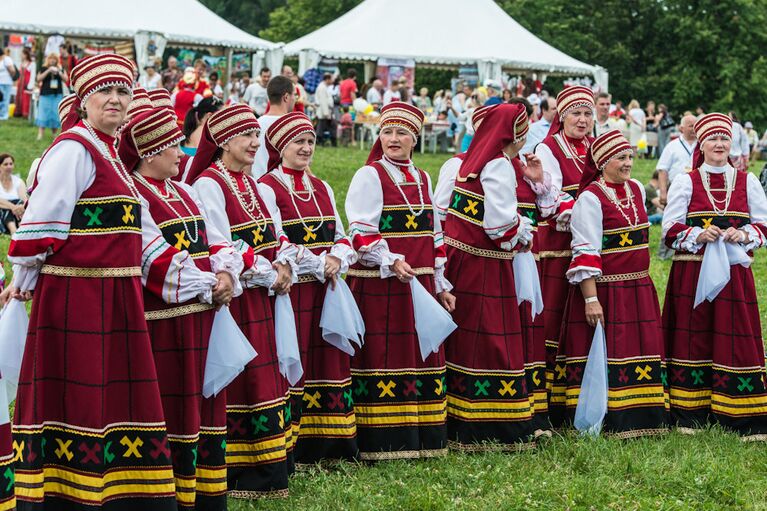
(662, 113, 767, 438)
(534, 86, 595, 420)
(345, 101, 455, 461)
(188, 104, 298, 498)
(442, 102, 537, 450)
(558, 129, 668, 438)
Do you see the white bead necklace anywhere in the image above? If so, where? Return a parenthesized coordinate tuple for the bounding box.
(701, 168, 735, 216)
(596, 177, 640, 227)
(277, 166, 325, 233)
(381, 156, 425, 216)
(82, 119, 141, 200)
(214, 159, 267, 231)
(132, 172, 200, 243)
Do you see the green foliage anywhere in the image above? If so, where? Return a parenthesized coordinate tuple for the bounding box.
(259, 0, 363, 43)
(199, 0, 287, 38)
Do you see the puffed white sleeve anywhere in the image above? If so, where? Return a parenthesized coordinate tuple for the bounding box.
(742, 173, 767, 251)
(661, 174, 703, 253)
(345, 165, 404, 278)
(140, 195, 218, 304)
(433, 156, 461, 222)
(324, 181, 357, 274)
(566, 191, 604, 283)
(257, 181, 304, 283)
(426, 173, 452, 293)
(193, 176, 276, 289)
(177, 181, 244, 297)
(479, 158, 531, 251)
(535, 142, 575, 226)
(9, 140, 95, 292)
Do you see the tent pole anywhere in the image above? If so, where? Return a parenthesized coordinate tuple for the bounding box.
(224, 47, 234, 103)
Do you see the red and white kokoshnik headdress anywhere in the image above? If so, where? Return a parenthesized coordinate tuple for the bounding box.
(126, 87, 153, 120)
(186, 104, 261, 183)
(265, 111, 316, 172)
(69, 53, 135, 104)
(471, 104, 494, 132)
(58, 93, 78, 131)
(148, 88, 173, 109)
(117, 108, 185, 171)
(548, 85, 595, 136)
(366, 101, 425, 164)
(578, 129, 632, 193)
(694, 113, 733, 143)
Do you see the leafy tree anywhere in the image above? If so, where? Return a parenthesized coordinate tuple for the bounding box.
(259, 0, 363, 42)
(199, 0, 286, 37)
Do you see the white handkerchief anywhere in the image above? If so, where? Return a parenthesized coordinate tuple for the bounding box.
(694, 238, 750, 308)
(0, 299, 29, 402)
(275, 294, 303, 386)
(0, 378, 9, 426)
(203, 307, 257, 398)
(574, 322, 608, 436)
(726, 242, 751, 267)
(320, 278, 365, 356)
(410, 278, 457, 362)
(513, 251, 544, 320)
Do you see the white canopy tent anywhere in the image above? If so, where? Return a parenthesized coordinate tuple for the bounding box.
(285, 0, 607, 91)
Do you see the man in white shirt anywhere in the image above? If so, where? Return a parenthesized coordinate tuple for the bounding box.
(383, 81, 401, 106)
(729, 113, 750, 172)
(366, 79, 384, 109)
(242, 67, 271, 116)
(656, 113, 697, 259)
(521, 96, 557, 157)
(593, 92, 618, 137)
(315, 73, 336, 146)
(252, 75, 296, 177)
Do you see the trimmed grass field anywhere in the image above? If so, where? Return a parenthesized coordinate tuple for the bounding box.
(2, 117, 767, 510)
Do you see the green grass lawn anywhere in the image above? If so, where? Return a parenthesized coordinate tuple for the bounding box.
(2, 117, 767, 510)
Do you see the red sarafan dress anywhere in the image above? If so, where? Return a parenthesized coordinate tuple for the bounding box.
(535, 132, 592, 392)
(135, 175, 243, 510)
(0, 370, 14, 511)
(443, 156, 535, 450)
(662, 164, 767, 438)
(260, 167, 358, 464)
(345, 156, 449, 461)
(194, 161, 294, 497)
(558, 178, 669, 437)
(8, 124, 177, 510)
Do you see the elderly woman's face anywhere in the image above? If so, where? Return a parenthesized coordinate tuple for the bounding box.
(602, 152, 633, 184)
(84, 85, 131, 134)
(563, 106, 593, 139)
(282, 132, 315, 170)
(380, 126, 414, 161)
(701, 136, 732, 164)
(223, 130, 260, 167)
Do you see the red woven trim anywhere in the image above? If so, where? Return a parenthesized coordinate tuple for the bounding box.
(241, 247, 255, 272)
(145, 246, 178, 299)
(351, 233, 382, 251)
(8, 237, 66, 257)
(569, 253, 602, 271)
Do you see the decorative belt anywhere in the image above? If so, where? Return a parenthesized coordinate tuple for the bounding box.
(347, 267, 434, 278)
(145, 302, 215, 320)
(596, 270, 649, 283)
(537, 250, 572, 259)
(297, 274, 320, 283)
(672, 253, 754, 263)
(41, 265, 142, 278)
(445, 236, 517, 260)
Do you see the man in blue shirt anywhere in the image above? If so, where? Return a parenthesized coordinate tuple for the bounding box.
(520, 96, 557, 158)
(484, 80, 503, 106)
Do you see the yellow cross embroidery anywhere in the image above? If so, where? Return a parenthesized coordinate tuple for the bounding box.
(555, 364, 566, 381)
(252, 229, 264, 245)
(464, 199, 479, 215)
(499, 380, 516, 397)
(54, 439, 74, 461)
(174, 231, 191, 250)
(434, 378, 444, 395)
(702, 217, 714, 229)
(377, 380, 396, 398)
(635, 365, 653, 381)
(303, 391, 321, 409)
(121, 204, 135, 224)
(277, 410, 285, 429)
(120, 436, 144, 458)
(619, 232, 633, 247)
(532, 370, 541, 387)
(12, 440, 24, 463)
(303, 226, 317, 242)
(405, 214, 419, 230)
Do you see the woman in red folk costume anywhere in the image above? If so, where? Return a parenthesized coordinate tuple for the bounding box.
(662, 113, 767, 438)
(345, 102, 455, 461)
(149, 88, 174, 110)
(259, 112, 359, 464)
(189, 104, 296, 498)
(534, 86, 595, 420)
(443, 103, 536, 449)
(126, 86, 153, 121)
(119, 107, 244, 510)
(0, 378, 13, 511)
(558, 130, 668, 437)
(7, 53, 177, 510)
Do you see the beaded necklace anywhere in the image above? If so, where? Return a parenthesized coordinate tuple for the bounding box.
(82, 120, 141, 200)
(276, 166, 325, 233)
(596, 177, 640, 227)
(132, 173, 200, 243)
(701, 167, 735, 216)
(381, 156, 425, 216)
(213, 159, 267, 231)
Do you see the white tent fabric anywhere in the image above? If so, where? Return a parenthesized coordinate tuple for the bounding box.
(285, 0, 601, 79)
(0, 0, 277, 50)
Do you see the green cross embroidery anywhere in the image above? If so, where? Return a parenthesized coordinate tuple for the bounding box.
(40, 438, 46, 459)
(737, 377, 754, 393)
(191, 446, 198, 468)
(252, 415, 269, 434)
(343, 389, 354, 408)
(354, 380, 369, 397)
(3, 467, 13, 492)
(691, 369, 705, 386)
(452, 194, 462, 209)
(104, 441, 115, 464)
(660, 369, 668, 387)
(380, 215, 393, 231)
(602, 235, 609, 248)
(83, 206, 104, 226)
(525, 210, 535, 220)
(220, 439, 227, 451)
(474, 380, 491, 397)
(231, 233, 241, 241)
(284, 403, 292, 423)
